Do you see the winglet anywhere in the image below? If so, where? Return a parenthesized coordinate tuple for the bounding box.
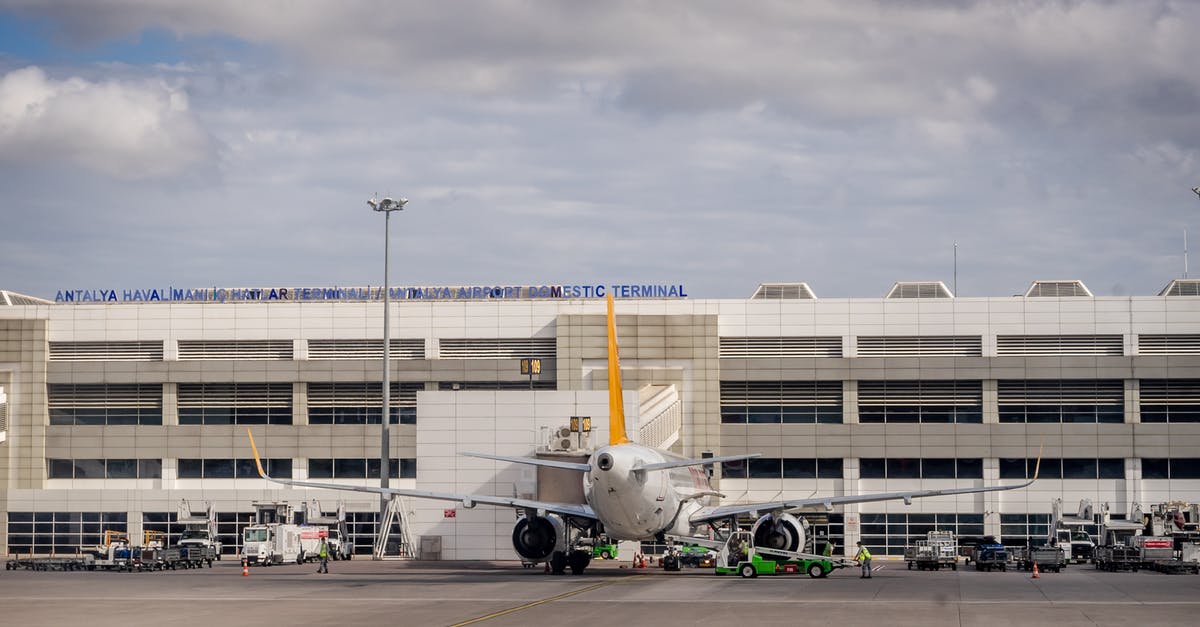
(246, 428, 270, 479)
(1030, 440, 1044, 481)
(606, 293, 630, 446)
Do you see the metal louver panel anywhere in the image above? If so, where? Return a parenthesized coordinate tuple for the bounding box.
(47, 384, 162, 409)
(997, 335, 1123, 356)
(49, 341, 164, 361)
(1159, 279, 1200, 296)
(176, 383, 291, 408)
(177, 340, 293, 360)
(997, 380, 1123, 404)
(856, 336, 982, 357)
(858, 380, 982, 406)
(1139, 335, 1200, 355)
(719, 381, 842, 406)
(751, 283, 816, 299)
(1138, 380, 1200, 404)
(307, 339, 425, 360)
(886, 282, 953, 299)
(306, 382, 423, 407)
(720, 337, 842, 358)
(1025, 281, 1092, 297)
(438, 338, 555, 359)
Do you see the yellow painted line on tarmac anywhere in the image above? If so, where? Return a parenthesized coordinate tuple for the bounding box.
(446, 575, 648, 627)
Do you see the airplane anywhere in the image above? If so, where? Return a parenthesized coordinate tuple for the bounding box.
(247, 293, 1040, 575)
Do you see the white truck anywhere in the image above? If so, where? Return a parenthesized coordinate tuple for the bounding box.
(242, 523, 303, 566)
(177, 499, 223, 560)
(1050, 498, 1097, 564)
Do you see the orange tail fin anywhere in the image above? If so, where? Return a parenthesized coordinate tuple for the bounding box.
(607, 293, 630, 445)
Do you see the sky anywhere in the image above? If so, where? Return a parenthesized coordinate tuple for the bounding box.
(1, 0, 1198, 301)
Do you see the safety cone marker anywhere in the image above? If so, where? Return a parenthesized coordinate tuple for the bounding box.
(1031, 562, 1040, 579)
(242, 558, 249, 577)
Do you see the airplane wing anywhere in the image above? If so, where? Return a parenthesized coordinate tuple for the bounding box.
(690, 450, 1043, 525)
(246, 429, 597, 520)
(689, 478, 1037, 525)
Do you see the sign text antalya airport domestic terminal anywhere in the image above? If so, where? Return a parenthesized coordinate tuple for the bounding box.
(52, 284, 688, 303)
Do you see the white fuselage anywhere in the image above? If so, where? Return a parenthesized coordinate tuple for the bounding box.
(582, 443, 716, 540)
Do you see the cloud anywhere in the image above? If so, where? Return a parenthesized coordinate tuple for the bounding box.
(0, 65, 213, 178)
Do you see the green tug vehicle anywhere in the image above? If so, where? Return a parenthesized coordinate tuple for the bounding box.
(713, 530, 858, 579)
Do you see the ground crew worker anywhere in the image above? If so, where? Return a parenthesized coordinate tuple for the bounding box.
(855, 541, 872, 578)
(317, 539, 330, 574)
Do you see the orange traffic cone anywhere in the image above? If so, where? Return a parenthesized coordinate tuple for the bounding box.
(1031, 562, 1040, 579)
(242, 558, 249, 577)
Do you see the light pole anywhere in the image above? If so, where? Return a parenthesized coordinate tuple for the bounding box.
(368, 195, 407, 548)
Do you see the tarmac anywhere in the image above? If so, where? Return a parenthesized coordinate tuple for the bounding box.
(2, 557, 1198, 626)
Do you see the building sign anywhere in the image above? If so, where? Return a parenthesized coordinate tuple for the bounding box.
(53, 284, 688, 303)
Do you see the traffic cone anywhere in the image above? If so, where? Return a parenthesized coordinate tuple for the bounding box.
(1031, 562, 1040, 579)
(242, 558, 249, 577)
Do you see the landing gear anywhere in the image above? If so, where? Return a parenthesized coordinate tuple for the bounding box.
(567, 550, 591, 575)
(550, 551, 567, 575)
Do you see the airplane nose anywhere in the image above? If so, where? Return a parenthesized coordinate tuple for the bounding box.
(597, 453, 614, 471)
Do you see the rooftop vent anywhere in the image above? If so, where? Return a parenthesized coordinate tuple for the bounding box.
(1024, 280, 1092, 298)
(751, 283, 816, 299)
(885, 282, 954, 299)
(1, 290, 53, 306)
(1159, 279, 1200, 296)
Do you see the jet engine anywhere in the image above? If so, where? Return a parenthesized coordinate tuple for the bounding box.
(511, 514, 566, 562)
(751, 512, 807, 553)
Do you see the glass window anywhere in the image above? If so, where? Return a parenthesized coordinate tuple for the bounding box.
(1037, 459, 1062, 479)
(782, 459, 816, 479)
(335, 458, 366, 478)
(139, 459, 162, 479)
(859, 459, 886, 479)
(815, 407, 843, 424)
(999, 458, 1026, 479)
(748, 458, 782, 478)
(720, 409, 747, 424)
(1098, 459, 1124, 479)
(106, 459, 138, 479)
(235, 459, 258, 479)
(48, 459, 74, 478)
(888, 458, 920, 479)
(722, 459, 747, 479)
(308, 459, 333, 478)
(1142, 458, 1169, 479)
(817, 458, 843, 478)
(747, 407, 782, 424)
(399, 458, 416, 479)
(268, 459, 292, 478)
(1062, 459, 1097, 479)
(178, 459, 203, 478)
(921, 459, 955, 479)
(1171, 458, 1200, 479)
(956, 458, 983, 479)
(73, 459, 105, 479)
(204, 459, 235, 478)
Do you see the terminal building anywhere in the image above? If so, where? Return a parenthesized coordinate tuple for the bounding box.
(2, 279, 1199, 559)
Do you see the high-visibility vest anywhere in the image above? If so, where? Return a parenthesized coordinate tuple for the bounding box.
(319, 543, 328, 558)
(856, 546, 871, 560)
